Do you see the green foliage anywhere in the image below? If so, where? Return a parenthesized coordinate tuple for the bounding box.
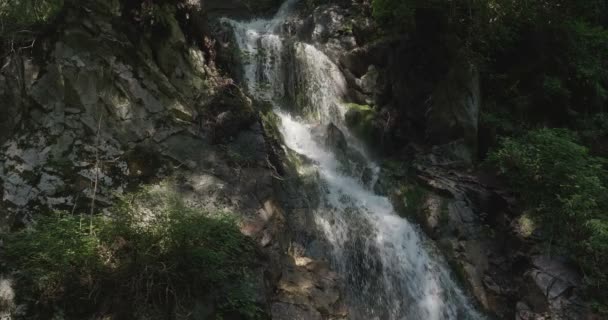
(2, 187, 261, 319)
(0, 0, 64, 55)
(368, 0, 608, 127)
(344, 103, 379, 145)
(371, 0, 414, 32)
(479, 111, 521, 136)
(487, 128, 608, 310)
(260, 109, 283, 143)
(579, 113, 608, 143)
(0, 0, 64, 32)
(3, 215, 101, 306)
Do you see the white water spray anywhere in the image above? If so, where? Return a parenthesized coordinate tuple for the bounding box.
(224, 1, 485, 319)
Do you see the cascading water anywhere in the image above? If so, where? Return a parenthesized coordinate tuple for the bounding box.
(225, 1, 485, 319)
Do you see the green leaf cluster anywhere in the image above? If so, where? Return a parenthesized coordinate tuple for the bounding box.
(371, 0, 415, 32)
(0, 0, 64, 33)
(487, 128, 608, 309)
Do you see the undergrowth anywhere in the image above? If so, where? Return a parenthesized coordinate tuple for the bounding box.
(1, 186, 262, 319)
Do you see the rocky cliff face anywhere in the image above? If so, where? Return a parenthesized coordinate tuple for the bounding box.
(0, 1, 343, 319)
(1, 1, 216, 225)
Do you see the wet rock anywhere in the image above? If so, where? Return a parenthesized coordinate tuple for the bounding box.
(308, 5, 357, 64)
(274, 257, 345, 319)
(325, 123, 347, 153)
(358, 65, 380, 95)
(344, 103, 384, 148)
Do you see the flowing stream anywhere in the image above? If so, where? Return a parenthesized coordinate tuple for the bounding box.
(224, 1, 485, 319)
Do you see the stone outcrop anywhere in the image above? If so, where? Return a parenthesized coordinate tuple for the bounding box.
(398, 161, 594, 320)
(324, 122, 347, 153)
(0, 2, 211, 224)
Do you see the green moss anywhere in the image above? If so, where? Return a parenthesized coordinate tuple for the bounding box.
(344, 103, 379, 147)
(403, 184, 427, 212)
(392, 181, 428, 220)
(260, 110, 282, 143)
(285, 148, 305, 173)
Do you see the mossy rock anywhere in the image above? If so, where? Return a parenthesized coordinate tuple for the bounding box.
(344, 103, 382, 149)
(260, 109, 282, 143)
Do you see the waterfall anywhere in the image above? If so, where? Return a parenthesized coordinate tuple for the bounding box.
(224, 1, 485, 319)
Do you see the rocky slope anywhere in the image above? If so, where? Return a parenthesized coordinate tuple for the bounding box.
(0, 0, 343, 319)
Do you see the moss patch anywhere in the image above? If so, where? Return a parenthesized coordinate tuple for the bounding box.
(344, 103, 380, 147)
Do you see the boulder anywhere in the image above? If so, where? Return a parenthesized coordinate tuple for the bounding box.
(358, 65, 380, 95)
(344, 103, 383, 149)
(523, 256, 588, 319)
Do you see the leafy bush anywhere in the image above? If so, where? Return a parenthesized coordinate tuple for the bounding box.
(487, 128, 608, 310)
(2, 187, 261, 319)
(371, 0, 415, 32)
(0, 0, 64, 32)
(0, 0, 64, 54)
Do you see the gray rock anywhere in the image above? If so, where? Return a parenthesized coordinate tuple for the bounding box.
(524, 256, 588, 319)
(0, 277, 15, 318)
(325, 123, 347, 153)
(358, 65, 379, 95)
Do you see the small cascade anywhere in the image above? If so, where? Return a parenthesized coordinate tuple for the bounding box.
(224, 1, 485, 319)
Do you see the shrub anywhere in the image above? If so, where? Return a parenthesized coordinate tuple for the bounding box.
(371, 0, 415, 32)
(487, 128, 608, 311)
(0, 0, 64, 32)
(2, 187, 261, 319)
(0, 0, 64, 54)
